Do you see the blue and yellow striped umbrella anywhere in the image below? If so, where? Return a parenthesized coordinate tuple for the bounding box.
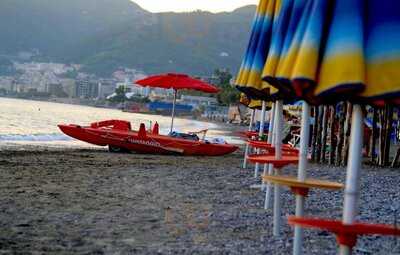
(237, 0, 400, 106)
(235, 0, 279, 101)
(362, 0, 400, 105)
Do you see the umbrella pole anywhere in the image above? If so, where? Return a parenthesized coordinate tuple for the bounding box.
(243, 109, 256, 168)
(170, 89, 177, 133)
(264, 102, 276, 206)
(254, 101, 267, 178)
(339, 104, 364, 255)
(273, 100, 283, 236)
(293, 101, 311, 255)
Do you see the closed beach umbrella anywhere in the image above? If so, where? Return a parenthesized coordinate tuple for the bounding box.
(238, 0, 400, 254)
(135, 73, 219, 133)
(235, 0, 278, 101)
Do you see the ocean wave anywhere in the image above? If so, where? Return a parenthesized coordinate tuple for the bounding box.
(0, 134, 72, 142)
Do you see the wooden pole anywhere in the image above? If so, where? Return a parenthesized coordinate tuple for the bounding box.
(392, 147, 400, 168)
(311, 106, 318, 162)
(336, 102, 347, 166)
(315, 106, 323, 162)
(320, 105, 329, 164)
(342, 102, 352, 166)
(383, 105, 394, 166)
(370, 107, 378, 165)
(329, 105, 336, 165)
(379, 108, 386, 166)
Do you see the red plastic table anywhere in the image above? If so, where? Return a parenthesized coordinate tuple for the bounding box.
(247, 140, 293, 150)
(288, 216, 400, 248)
(247, 154, 299, 168)
(243, 131, 259, 139)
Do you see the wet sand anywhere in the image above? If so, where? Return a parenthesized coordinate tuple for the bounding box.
(0, 147, 399, 254)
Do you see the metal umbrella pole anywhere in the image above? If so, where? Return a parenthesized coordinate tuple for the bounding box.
(273, 100, 283, 236)
(254, 101, 267, 178)
(293, 101, 311, 255)
(169, 89, 178, 133)
(339, 104, 364, 255)
(243, 109, 256, 168)
(263, 102, 276, 195)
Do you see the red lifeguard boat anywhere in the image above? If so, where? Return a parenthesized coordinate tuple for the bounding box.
(58, 119, 238, 156)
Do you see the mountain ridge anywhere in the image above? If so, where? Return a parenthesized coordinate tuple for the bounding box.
(0, 0, 256, 76)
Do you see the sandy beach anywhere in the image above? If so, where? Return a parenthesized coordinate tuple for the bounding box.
(0, 146, 399, 254)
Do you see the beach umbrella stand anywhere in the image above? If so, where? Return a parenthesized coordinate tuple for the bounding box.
(235, 0, 400, 251)
(288, 105, 400, 254)
(261, 101, 344, 246)
(262, 102, 276, 192)
(272, 100, 284, 235)
(254, 101, 268, 178)
(248, 100, 300, 236)
(293, 101, 311, 255)
(242, 109, 256, 169)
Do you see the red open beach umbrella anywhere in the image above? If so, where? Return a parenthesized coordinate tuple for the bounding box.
(135, 73, 219, 133)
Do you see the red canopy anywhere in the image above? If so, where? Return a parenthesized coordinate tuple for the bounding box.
(134, 73, 220, 93)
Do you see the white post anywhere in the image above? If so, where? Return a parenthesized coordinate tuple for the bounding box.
(339, 104, 364, 255)
(263, 102, 276, 198)
(293, 101, 311, 255)
(254, 101, 267, 178)
(243, 109, 256, 168)
(273, 100, 283, 236)
(170, 89, 178, 133)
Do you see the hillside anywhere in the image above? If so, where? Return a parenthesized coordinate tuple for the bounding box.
(0, 0, 255, 76)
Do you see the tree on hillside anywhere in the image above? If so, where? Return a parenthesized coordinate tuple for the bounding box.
(108, 85, 127, 103)
(214, 69, 240, 106)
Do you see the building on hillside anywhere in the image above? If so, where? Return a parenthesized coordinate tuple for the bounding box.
(98, 79, 116, 99)
(46, 83, 67, 97)
(76, 79, 99, 99)
(0, 76, 15, 92)
(60, 79, 76, 98)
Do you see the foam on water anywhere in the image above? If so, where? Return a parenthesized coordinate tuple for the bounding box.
(0, 133, 72, 142)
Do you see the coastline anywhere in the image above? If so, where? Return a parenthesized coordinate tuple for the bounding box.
(0, 146, 399, 254)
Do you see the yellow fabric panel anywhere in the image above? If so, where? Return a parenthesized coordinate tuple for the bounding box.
(315, 51, 365, 96)
(257, 0, 271, 17)
(363, 58, 400, 98)
(262, 55, 280, 79)
(247, 70, 263, 89)
(236, 69, 246, 86)
(248, 99, 263, 109)
(276, 46, 299, 79)
(291, 47, 319, 81)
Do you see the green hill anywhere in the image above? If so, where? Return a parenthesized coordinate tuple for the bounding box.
(0, 0, 255, 76)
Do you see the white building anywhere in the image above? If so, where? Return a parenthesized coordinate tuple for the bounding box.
(98, 79, 116, 99)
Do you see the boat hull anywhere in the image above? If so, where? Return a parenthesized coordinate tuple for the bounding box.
(58, 121, 238, 156)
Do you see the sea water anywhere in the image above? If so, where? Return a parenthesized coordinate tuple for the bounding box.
(0, 97, 240, 148)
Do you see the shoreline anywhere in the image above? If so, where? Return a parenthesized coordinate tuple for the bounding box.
(0, 147, 399, 254)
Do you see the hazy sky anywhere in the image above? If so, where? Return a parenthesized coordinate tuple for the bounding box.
(133, 0, 258, 13)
